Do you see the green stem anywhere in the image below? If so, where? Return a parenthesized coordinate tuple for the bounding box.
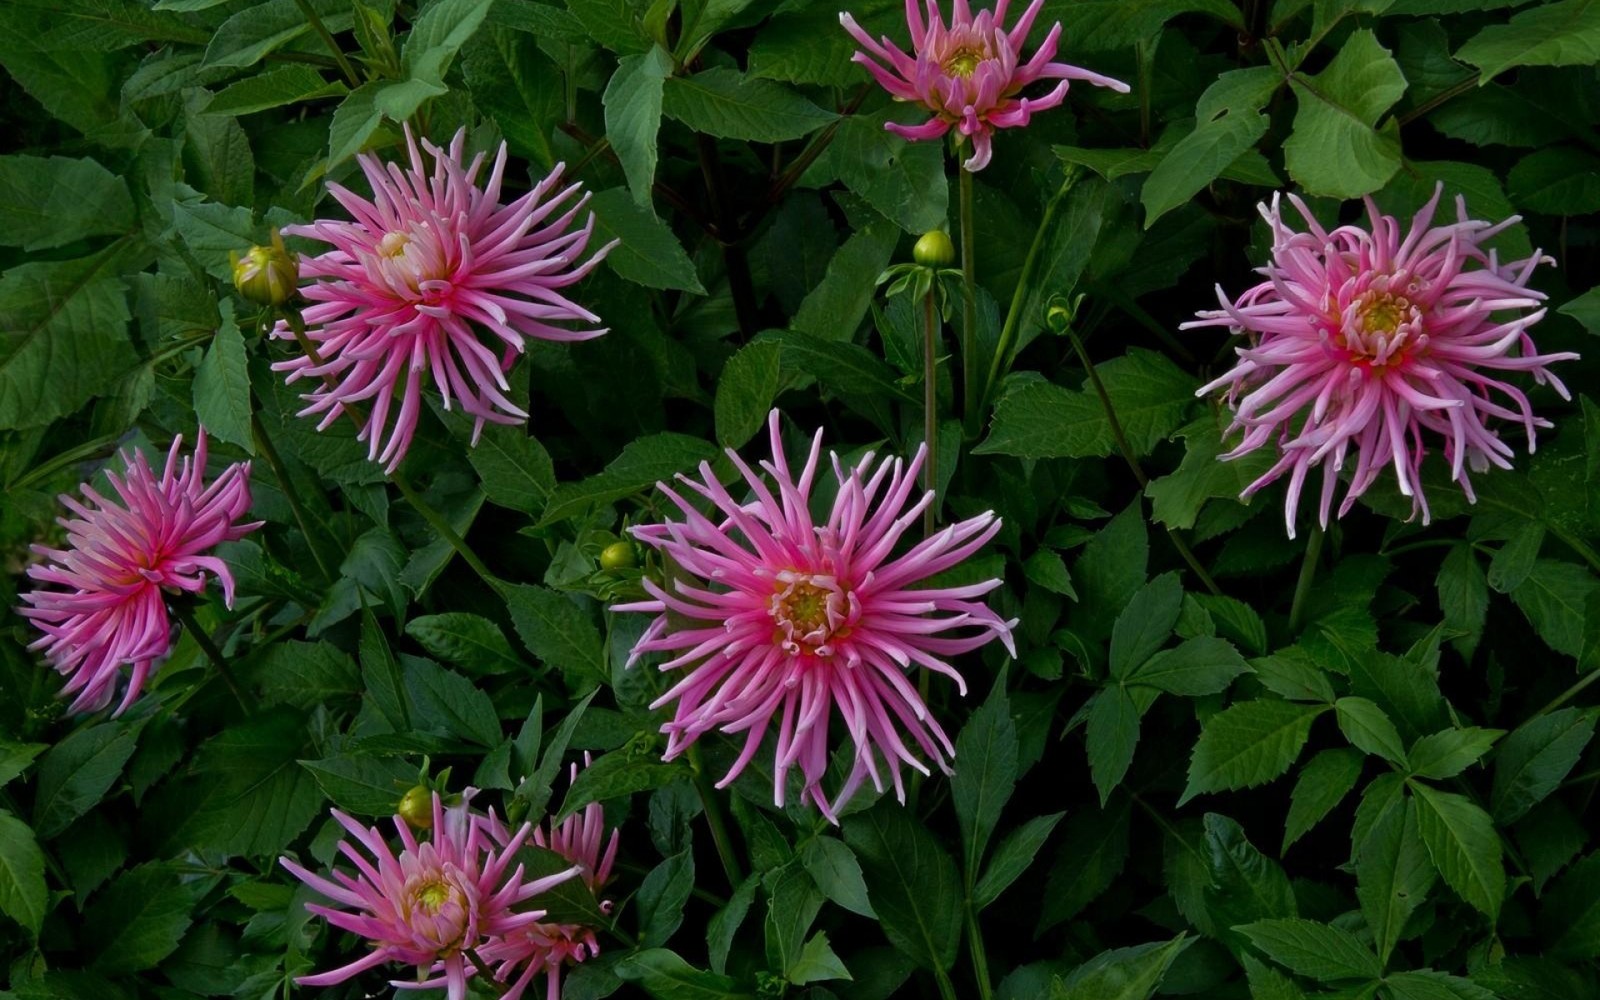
(1550, 524, 1600, 577)
(965, 904, 994, 1000)
(291, 0, 361, 88)
(464, 950, 506, 995)
(12, 433, 125, 491)
(1062, 323, 1222, 596)
(1533, 666, 1600, 721)
(934, 967, 961, 1000)
(392, 472, 499, 587)
(922, 288, 940, 537)
(687, 743, 745, 887)
(169, 600, 252, 716)
(250, 414, 335, 582)
(959, 166, 980, 436)
(979, 174, 1075, 416)
(1288, 525, 1325, 634)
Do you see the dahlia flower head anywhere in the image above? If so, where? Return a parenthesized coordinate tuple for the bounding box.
(1185, 184, 1577, 538)
(273, 126, 616, 473)
(281, 789, 580, 1000)
(614, 411, 1017, 822)
(840, 0, 1129, 171)
(18, 430, 259, 715)
(480, 756, 621, 1000)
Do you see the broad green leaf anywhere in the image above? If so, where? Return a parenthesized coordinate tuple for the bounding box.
(1487, 522, 1545, 593)
(1456, 0, 1600, 79)
(539, 431, 717, 525)
(715, 341, 784, 449)
(951, 680, 1018, 878)
(1051, 936, 1193, 1000)
(1541, 851, 1600, 958)
(977, 349, 1195, 461)
(1127, 636, 1249, 696)
(766, 329, 917, 405)
(799, 836, 875, 918)
(0, 742, 46, 789)
(1436, 543, 1488, 659)
(1251, 648, 1337, 704)
(558, 752, 689, 819)
(566, 0, 651, 53)
(298, 755, 414, 816)
(204, 0, 352, 68)
(830, 109, 949, 234)
(975, 811, 1066, 911)
(843, 802, 963, 972)
(1071, 502, 1150, 642)
(1384, 971, 1496, 1000)
(1509, 560, 1599, 657)
(1407, 728, 1501, 780)
(14, 0, 207, 49)
(790, 219, 901, 343)
(614, 948, 753, 998)
(1235, 918, 1381, 982)
(254, 641, 361, 708)
(1110, 573, 1184, 678)
(1193, 594, 1269, 657)
(405, 657, 500, 748)
(84, 863, 209, 974)
(1053, 0, 1243, 51)
(1242, 954, 1308, 1000)
(787, 932, 850, 986)
(1491, 707, 1597, 823)
(639, 850, 696, 948)
(1087, 687, 1142, 806)
(1507, 146, 1600, 216)
(662, 68, 836, 142)
(1411, 781, 1504, 918)
(709, 876, 759, 974)
(463, 27, 564, 170)
(33, 723, 138, 840)
(1204, 814, 1297, 943)
(1336, 696, 1409, 765)
(406, 613, 524, 676)
(203, 64, 346, 116)
(1035, 801, 1126, 929)
(394, 0, 495, 103)
(604, 46, 673, 207)
(764, 862, 824, 979)
(500, 584, 606, 686)
(1283, 29, 1407, 197)
(589, 188, 705, 293)
(169, 197, 253, 281)
(1182, 700, 1327, 803)
(1143, 67, 1278, 224)
(1146, 415, 1274, 531)
(0, 811, 47, 937)
(192, 320, 253, 453)
(1356, 796, 1436, 965)
(1283, 748, 1364, 851)
(0, 155, 133, 250)
(464, 424, 555, 516)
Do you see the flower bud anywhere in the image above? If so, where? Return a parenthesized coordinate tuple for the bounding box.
(397, 785, 433, 829)
(912, 230, 956, 268)
(230, 231, 298, 307)
(600, 541, 638, 572)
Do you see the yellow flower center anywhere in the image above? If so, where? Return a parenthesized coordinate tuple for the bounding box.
(944, 47, 984, 78)
(410, 876, 455, 914)
(769, 572, 851, 655)
(378, 231, 411, 258)
(1340, 288, 1425, 368)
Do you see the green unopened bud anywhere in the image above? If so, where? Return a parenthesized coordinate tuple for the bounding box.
(230, 231, 298, 307)
(912, 230, 956, 268)
(600, 540, 638, 572)
(1046, 294, 1082, 335)
(397, 785, 433, 829)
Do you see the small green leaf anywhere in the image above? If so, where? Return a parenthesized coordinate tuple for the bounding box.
(1127, 636, 1249, 696)
(539, 432, 717, 525)
(1283, 29, 1407, 196)
(403, 657, 502, 747)
(1051, 936, 1193, 1000)
(589, 188, 705, 293)
(975, 811, 1067, 911)
(1407, 727, 1502, 780)
(1142, 67, 1278, 225)
(85, 863, 209, 974)
(558, 752, 689, 819)
(0, 154, 133, 250)
(1436, 543, 1488, 659)
(1491, 706, 1597, 823)
(1110, 573, 1184, 678)
(1411, 781, 1504, 918)
(202, 64, 346, 115)
(1541, 850, 1600, 958)
(603, 46, 673, 207)
(1384, 971, 1497, 1000)
(1235, 918, 1381, 982)
(1183, 700, 1327, 803)
(0, 811, 47, 937)
(299, 755, 414, 816)
(799, 836, 874, 918)
(405, 613, 524, 676)
(615, 948, 753, 998)
(193, 319, 253, 453)
(714, 343, 784, 450)
(1455, 0, 1600, 80)
(1509, 560, 1599, 658)
(1283, 748, 1364, 851)
(1035, 800, 1127, 929)
(1356, 795, 1436, 965)
(1336, 696, 1409, 766)
(33, 723, 138, 840)
(500, 583, 606, 687)
(662, 68, 836, 142)
(951, 679, 1018, 878)
(843, 802, 963, 973)
(1087, 687, 1142, 806)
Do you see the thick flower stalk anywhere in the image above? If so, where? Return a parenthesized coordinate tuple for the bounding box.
(1185, 185, 1577, 538)
(481, 756, 621, 1000)
(18, 431, 259, 715)
(273, 126, 616, 472)
(614, 411, 1016, 821)
(281, 791, 579, 1000)
(840, 0, 1129, 171)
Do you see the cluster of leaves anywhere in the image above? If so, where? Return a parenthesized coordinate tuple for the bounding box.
(0, 0, 1598, 998)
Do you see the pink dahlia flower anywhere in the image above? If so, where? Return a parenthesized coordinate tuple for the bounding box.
(18, 430, 259, 715)
(1185, 185, 1577, 538)
(481, 756, 621, 1000)
(614, 411, 1016, 820)
(273, 126, 616, 472)
(281, 790, 580, 1000)
(840, 0, 1129, 171)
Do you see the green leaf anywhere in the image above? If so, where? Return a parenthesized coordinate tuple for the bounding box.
(662, 68, 836, 142)
(1052, 936, 1193, 1000)
(1251, 648, 1337, 703)
(501, 583, 606, 686)
(1182, 700, 1327, 803)
(463, 27, 563, 170)
(539, 431, 717, 525)
(1507, 146, 1600, 216)
(1145, 415, 1275, 530)
(0, 155, 133, 250)
(715, 341, 784, 449)
(977, 349, 1195, 460)
(1336, 696, 1409, 765)
(203, 64, 346, 116)
(1436, 543, 1488, 659)
(604, 46, 673, 207)
(1455, 0, 1600, 79)
(0, 742, 46, 790)
(1283, 748, 1364, 851)
(799, 836, 875, 918)
(1071, 502, 1150, 641)
(1411, 781, 1504, 918)
(1204, 814, 1297, 942)
(975, 811, 1067, 911)
(404, 657, 503, 747)
(766, 329, 917, 405)
(1087, 687, 1142, 806)
(33, 722, 138, 840)
(299, 755, 414, 815)
(830, 110, 949, 234)
(1127, 636, 1249, 696)
(204, 0, 351, 68)
(192, 320, 253, 453)
(513, 689, 596, 822)
(589, 188, 705, 293)
(1491, 706, 1597, 823)
(0, 256, 137, 431)
(764, 862, 824, 978)
(614, 948, 753, 999)
(84, 863, 208, 974)
(708, 876, 759, 974)
(1035, 800, 1127, 929)
(464, 424, 555, 516)
(1541, 851, 1600, 958)
(1384, 971, 1497, 1000)
(1110, 573, 1184, 678)
(952, 680, 1018, 877)
(1143, 67, 1278, 225)
(0, 811, 47, 937)
(406, 613, 524, 676)
(1283, 29, 1407, 197)
(393, 0, 495, 104)
(1235, 918, 1381, 982)
(558, 752, 689, 819)
(254, 640, 361, 708)
(787, 932, 851, 985)
(1242, 954, 1307, 1000)
(790, 219, 901, 343)
(843, 802, 963, 972)
(1407, 727, 1502, 780)
(1488, 522, 1546, 593)
(1356, 796, 1436, 965)
(1509, 560, 1599, 657)
(566, 0, 650, 53)
(1052, 0, 1243, 51)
